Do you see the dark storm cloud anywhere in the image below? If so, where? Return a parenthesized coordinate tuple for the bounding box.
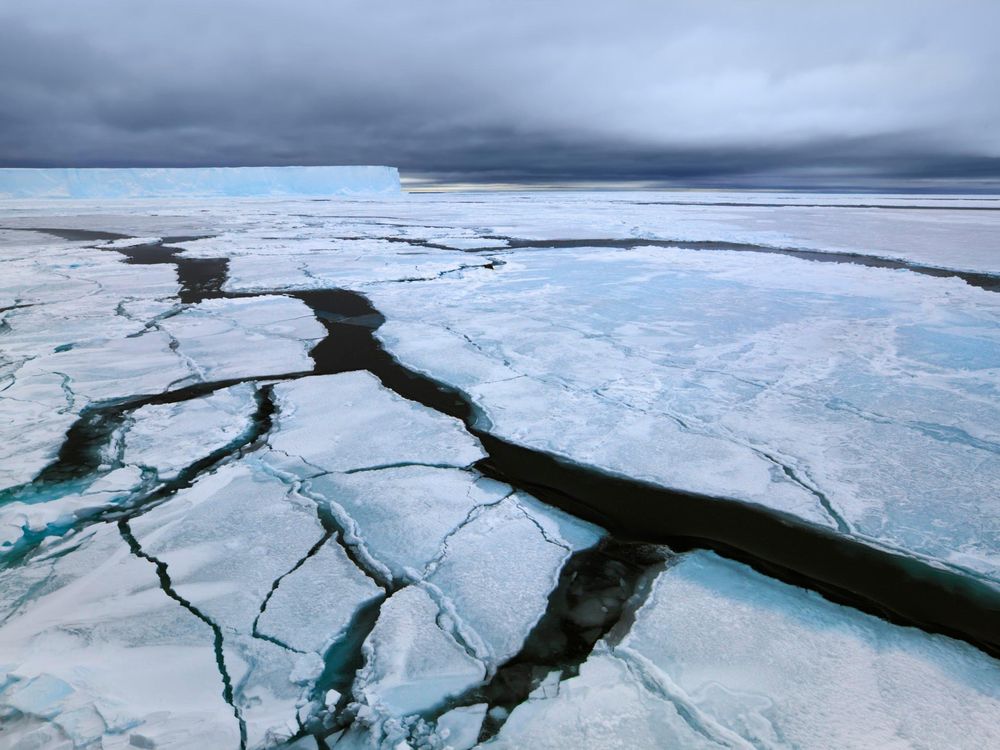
(1, 0, 998, 188)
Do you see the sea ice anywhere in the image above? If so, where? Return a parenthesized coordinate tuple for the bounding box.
(370, 244, 1000, 581)
(0, 523, 242, 747)
(355, 585, 485, 717)
(268, 372, 485, 475)
(487, 648, 732, 750)
(308, 468, 511, 584)
(129, 460, 325, 634)
(1, 191, 997, 750)
(116, 383, 259, 480)
(490, 552, 1000, 749)
(161, 295, 324, 383)
(425, 496, 575, 665)
(0, 467, 143, 556)
(255, 538, 383, 655)
(435, 703, 488, 750)
(614, 552, 1000, 749)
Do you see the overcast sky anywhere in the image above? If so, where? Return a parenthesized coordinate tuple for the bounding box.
(1, 1, 998, 188)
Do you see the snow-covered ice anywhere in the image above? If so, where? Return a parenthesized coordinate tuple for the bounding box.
(255, 539, 382, 655)
(0, 523, 242, 747)
(1, 191, 997, 749)
(160, 295, 323, 383)
(490, 553, 1000, 749)
(309, 467, 511, 584)
(116, 383, 258, 481)
(487, 649, 732, 750)
(424, 496, 576, 665)
(0, 467, 143, 557)
(129, 461, 326, 634)
(356, 585, 486, 716)
(268, 372, 486, 475)
(371, 244, 1000, 581)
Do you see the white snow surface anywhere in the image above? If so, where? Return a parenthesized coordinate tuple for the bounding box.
(356, 585, 486, 717)
(637, 553, 1000, 748)
(268, 372, 486, 474)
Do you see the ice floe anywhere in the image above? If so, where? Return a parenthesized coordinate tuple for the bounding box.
(1, 192, 997, 749)
(371, 244, 1000, 581)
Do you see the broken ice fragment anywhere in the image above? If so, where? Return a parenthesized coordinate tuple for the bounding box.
(356, 585, 485, 717)
(129, 460, 325, 634)
(118, 383, 258, 481)
(436, 703, 487, 750)
(0, 523, 242, 747)
(269, 372, 486, 474)
(255, 538, 383, 655)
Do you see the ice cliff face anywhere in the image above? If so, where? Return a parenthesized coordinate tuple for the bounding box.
(0, 166, 401, 198)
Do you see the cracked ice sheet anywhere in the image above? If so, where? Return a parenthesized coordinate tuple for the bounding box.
(339, 496, 600, 744)
(309, 467, 512, 584)
(371, 245, 1000, 581)
(116, 382, 259, 481)
(485, 647, 731, 750)
(129, 459, 332, 748)
(609, 552, 1000, 750)
(255, 538, 382, 655)
(5, 191, 1000, 274)
(425, 495, 579, 666)
(0, 467, 143, 557)
(0, 373, 81, 491)
(170, 191, 998, 274)
(169, 236, 493, 292)
(357, 585, 485, 717)
(267, 372, 486, 475)
(0, 248, 181, 489)
(0, 522, 241, 748)
(0, 261, 177, 360)
(263, 371, 601, 740)
(3, 293, 321, 443)
(161, 295, 324, 382)
(130, 460, 324, 638)
(399, 191, 1000, 275)
(0, 385, 258, 556)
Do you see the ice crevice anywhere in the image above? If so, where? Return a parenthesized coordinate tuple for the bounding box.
(415, 320, 842, 530)
(7, 226, 1000, 656)
(0, 382, 278, 565)
(456, 235, 1000, 292)
(417, 538, 671, 744)
(752, 448, 849, 533)
(825, 396, 1000, 455)
(610, 646, 758, 750)
(340, 460, 481, 475)
(292, 479, 395, 592)
(117, 517, 248, 749)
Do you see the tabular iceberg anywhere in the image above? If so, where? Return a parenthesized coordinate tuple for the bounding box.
(0, 166, 401, 198)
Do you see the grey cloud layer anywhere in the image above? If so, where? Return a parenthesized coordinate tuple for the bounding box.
(1, 0, 998, 186)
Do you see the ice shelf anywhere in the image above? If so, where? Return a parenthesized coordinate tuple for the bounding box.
(0, 166, 401, 198)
